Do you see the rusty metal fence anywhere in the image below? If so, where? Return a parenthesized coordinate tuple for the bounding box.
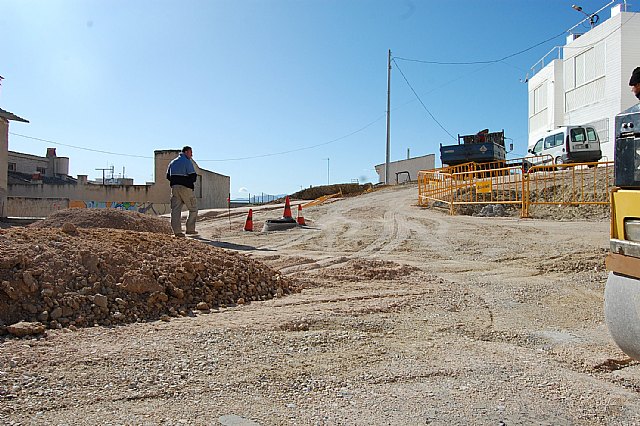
(418, 159, 614, 217)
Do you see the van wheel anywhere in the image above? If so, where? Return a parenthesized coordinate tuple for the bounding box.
(555, 157, 564, 165)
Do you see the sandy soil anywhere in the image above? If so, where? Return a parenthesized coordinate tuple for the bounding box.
(2, 183, 639, 425)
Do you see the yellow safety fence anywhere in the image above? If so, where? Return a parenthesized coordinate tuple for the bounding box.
(523, 161, 613, 217)
(418, 159, 614, 217)
(418, 165, 525, 215)
(302, 190, 343, 209)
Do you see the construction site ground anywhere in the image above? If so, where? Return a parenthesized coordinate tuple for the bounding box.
(3, 183, 640, 425)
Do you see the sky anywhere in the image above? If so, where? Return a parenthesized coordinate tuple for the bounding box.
(0, 0, 623, 198)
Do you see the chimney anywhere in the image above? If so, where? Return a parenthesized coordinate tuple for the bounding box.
(46, 148, 57, 158)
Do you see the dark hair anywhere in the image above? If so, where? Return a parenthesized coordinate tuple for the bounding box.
(182, 146, 192, 153)
(630, 67, 640, 86)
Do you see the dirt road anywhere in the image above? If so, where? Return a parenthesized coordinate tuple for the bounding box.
(2, 184, 639, 425)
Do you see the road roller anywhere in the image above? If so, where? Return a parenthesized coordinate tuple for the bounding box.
(605, 101, 640, 360)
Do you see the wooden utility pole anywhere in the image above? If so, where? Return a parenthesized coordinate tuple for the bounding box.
(385, 49, 391, 185)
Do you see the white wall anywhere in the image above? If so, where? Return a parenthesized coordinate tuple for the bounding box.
(528, 59, 564, 145)
(375, 154, 436, 184)
(527, 10, 640, 161)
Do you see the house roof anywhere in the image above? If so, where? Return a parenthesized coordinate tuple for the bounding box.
(0, 107, 29, 123)
(8, 171, 77, 185)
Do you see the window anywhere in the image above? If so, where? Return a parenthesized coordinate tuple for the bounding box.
(544, 135, 555, 149)
(8, 162, 16, 171)
(586, 127, 598, 142)
(570, 128, 586, 143)
(555, 133, 564, 147)
(564, 41, 605, 89)
(532, 139, 543, 154)
(544, 133, 563, 149)
(36, 167, 46, 174)
(532, 83, 548, 115)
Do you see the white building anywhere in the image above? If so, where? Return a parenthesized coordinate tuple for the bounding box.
(375, 153, 436, 184)
(528, 4, 640, 161)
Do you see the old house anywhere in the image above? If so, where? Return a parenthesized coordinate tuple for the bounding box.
(6, 148, 230, 217)
(0, 106, 29, 218)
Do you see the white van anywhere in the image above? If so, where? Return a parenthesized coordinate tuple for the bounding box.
(526, 125, 602, 166)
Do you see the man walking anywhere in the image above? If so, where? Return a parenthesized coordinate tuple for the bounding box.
(166, 146, 198, 237)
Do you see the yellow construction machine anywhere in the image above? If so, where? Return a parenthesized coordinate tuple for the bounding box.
(604, 102, 640, 360)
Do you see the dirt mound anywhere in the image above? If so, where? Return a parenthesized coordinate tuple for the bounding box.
(290, 183, 373, 200)
(30, 208, 173, 234)
(324, 259, 421, 282)
(0, 227, 298, 333)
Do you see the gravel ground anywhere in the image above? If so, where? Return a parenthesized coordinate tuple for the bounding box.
(2, 184, 639, 425)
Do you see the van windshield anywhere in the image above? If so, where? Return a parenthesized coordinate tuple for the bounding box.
(570, 128, 586, 143)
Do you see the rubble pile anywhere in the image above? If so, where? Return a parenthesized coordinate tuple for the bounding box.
(325, 259, 420, 282)
(30, 208, 173, 234)
(0, 226, 298, 335)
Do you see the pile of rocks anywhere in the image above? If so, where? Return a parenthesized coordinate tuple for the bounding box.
(0, 224, 298, 336)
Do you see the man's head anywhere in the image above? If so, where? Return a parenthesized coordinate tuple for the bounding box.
(182, 146, 193, 159)
(630, 67, 640, 100)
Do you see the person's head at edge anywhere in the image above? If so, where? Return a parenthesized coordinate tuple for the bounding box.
(182, 146, 193, 159)
(630, 67, 640, 101)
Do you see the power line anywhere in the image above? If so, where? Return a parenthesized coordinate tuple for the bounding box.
(8, 113, 386, 162)
(8, 133, 154, 159)
(199, 114, 386, 162)
(392, 58, 457, 141)
(393, 29, 568, 65)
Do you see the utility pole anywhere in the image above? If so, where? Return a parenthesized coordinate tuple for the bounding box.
(324, 158, 330, 185)
(385, 49, 391, 185)
(96, 167, 111, 185)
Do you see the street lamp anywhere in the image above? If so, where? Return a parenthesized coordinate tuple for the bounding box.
(324, 158, 330, 185)
(572, 4, 599, 28)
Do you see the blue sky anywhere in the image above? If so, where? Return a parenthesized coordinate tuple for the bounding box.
(0, 0, 618, 197)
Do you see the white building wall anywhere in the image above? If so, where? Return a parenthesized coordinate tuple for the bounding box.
(528, 10, 640, 161)
(562, 12, 621, 161)
(621, 11, 640, 109)
(528, 60, 564, 146)
(375, 154, 436, 184)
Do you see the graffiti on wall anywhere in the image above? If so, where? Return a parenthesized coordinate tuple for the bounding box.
(69, 201, 170, 215)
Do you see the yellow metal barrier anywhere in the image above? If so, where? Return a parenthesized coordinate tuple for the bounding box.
(522, 161, 614, 217)
(418, 166, 524, 215)
(418, 159, 613, 217)
(302, 191, 343, 209)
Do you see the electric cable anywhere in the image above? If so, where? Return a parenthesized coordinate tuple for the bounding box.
(392, 58, 457, 141)
(394, 29, 568, 65)
(8, 113, 386, 162)
(8, 133, 154, 159)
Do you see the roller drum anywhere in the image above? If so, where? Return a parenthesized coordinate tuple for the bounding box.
(605, 272, 640, 360)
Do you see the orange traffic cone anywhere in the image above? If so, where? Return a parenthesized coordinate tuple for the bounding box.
(297, 204, 306, 226)
(244, 209, 253, 231)
(283, 196, 292, 219)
